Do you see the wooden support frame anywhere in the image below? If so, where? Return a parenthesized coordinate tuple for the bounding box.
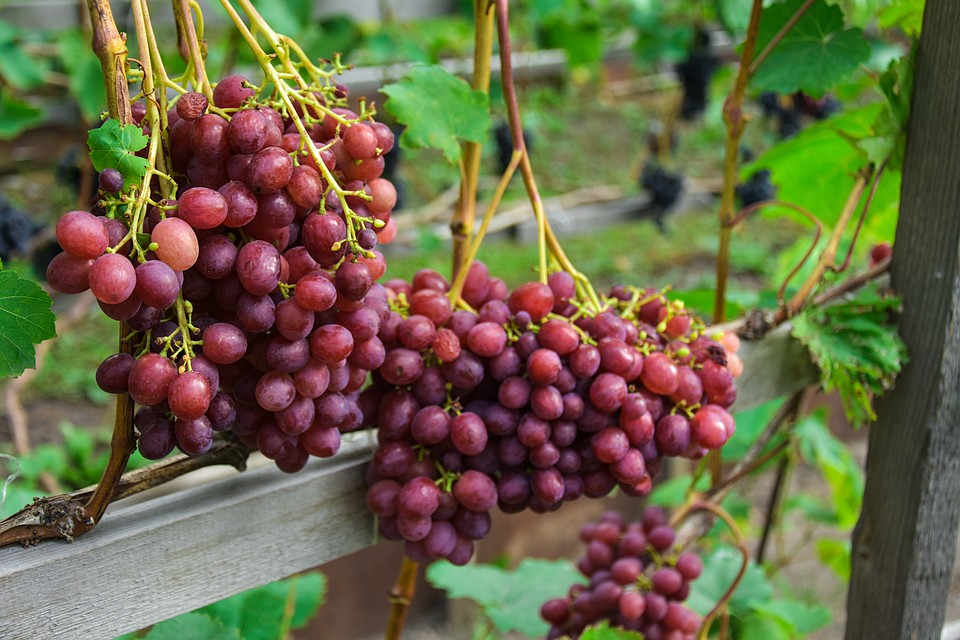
(846, 0, 960, 636)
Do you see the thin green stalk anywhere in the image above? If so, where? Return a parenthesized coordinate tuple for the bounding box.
(449, 150, 522, 302)
(173, 0, 212, 98)
(714, 0, 765, 324)
(451, 0, 496, 283)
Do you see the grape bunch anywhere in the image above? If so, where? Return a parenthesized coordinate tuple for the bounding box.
(362, 261, 741, 564)
(541, 508, 703, 639)
(47, 72, 399, 471)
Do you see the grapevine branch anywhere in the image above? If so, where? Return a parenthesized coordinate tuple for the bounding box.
(385, 556, 420, 640)
(713, 0, 765, 324)
(450, 0, 496, 282)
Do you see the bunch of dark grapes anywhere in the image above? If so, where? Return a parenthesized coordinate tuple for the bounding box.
(640, 163, 684, 233)
(541, 508, 703, 639)
(675, 27, 719, 121)
(362, 261, 741, 565)
(47, 73, 399, 471)
(758, 92, 841, 139)
(735, 169, 776, 208)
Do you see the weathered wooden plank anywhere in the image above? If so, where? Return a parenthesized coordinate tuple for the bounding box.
(0, 436, 375, 640)
(734, 323, 817, 412)
(0, 324, 815, 639)
(846, 1, 960, 637)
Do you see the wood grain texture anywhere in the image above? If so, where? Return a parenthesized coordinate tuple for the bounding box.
(0, 327, 814, 639)
(846, 1, 960, 637)
(735, 323, 818, 412)
(0, 436, 375, 640)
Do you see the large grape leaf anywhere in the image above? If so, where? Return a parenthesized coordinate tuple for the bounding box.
(742, 103, 900, 230)
(87, 119, 150, 187)
(0, 264, 56, 378)
(751, 0, 871, 97)
(382, 65, 490, 164)
(426, 558, 585, 637)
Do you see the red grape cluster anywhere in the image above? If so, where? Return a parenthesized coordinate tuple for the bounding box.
(541, 508, 703, 639)
(362, 262, 741, 564)
(48, 74, 399, 469)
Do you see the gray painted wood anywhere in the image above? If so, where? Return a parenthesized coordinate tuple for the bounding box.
(846, 1, 960, 637)
(0, 326, 816, 639)
(734, 323, 818, 412)
(0, 435, 375, 640)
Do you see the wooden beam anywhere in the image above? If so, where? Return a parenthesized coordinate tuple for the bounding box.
(0, 437, 375, 640)
(0, 324, 816, 639)
(846, 1, 960, 636)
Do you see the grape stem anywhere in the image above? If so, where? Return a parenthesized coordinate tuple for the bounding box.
(448, 150, 522, 303)
(86, 0, 132, 125)
(172, 0, 213, 100)
(724, 199, 824, 310)
(493, 0, 550, 286)
(450, 0, 496, 283)
(385, 556, 420, 640)
(217, 0, 370, 258)
(775, 168, 872, 321)
(491, 0, 602, 310)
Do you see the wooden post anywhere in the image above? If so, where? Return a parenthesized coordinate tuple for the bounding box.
(846, 1, 960, 636)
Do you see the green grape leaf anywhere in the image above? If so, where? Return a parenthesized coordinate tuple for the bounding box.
(743, 104, 886, 228)
(686, 546, 772, 618)
(751, 0, 871, 97)
(382, 65, 490, 164)
(816, 538, 852, 580)
(0, 21, 47, 91)
(0, 265, 56, 378)
(794, 411, 864, 527)
(57, 29, 106, 122)
(197, 571, 327, 639)
(716, 0, 755, 34)
(87, 119, 150, 187)
(878, 0, 924, 37)
(142, 613, 240, 640)
(0, 91, 44, 140)
(579, 621, 644, 639)
(426, 558, 585, 637)
(792, 284, 907, 427)
(736, 612, 792, 639)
